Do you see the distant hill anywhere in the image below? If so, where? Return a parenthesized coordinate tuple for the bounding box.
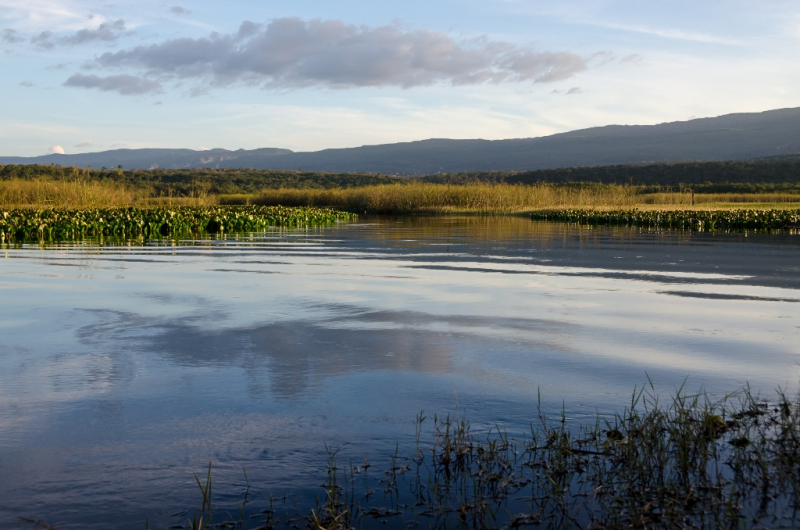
(0, 147, 292, 171)
(2, 107, 800, 173)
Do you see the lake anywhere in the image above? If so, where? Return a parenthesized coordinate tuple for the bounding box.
(1, 216, 799, 528)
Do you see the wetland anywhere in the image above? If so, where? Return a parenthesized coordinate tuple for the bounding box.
(1, 215, 799, 528)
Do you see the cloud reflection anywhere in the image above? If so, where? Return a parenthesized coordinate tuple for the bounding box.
(73, 303, 575, 398)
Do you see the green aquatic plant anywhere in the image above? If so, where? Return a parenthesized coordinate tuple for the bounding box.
(533, 208, 800, 231)
(0, 205, 357, 242)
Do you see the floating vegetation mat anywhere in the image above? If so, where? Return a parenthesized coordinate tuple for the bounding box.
(533, 208, 800, 231)
(31, 384, 793, 529)
(0, 206, 357, 242)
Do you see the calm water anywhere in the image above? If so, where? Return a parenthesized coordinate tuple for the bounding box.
(1, 216, 799, 528)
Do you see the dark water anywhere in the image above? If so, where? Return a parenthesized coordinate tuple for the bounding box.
(1, 216, 799, 528)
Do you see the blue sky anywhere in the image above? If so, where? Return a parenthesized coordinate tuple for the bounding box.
(1, 0, 799, 156)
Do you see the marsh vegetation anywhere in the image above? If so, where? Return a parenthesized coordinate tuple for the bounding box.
(0, 206, 356, 242)
(237, 182, 800, 214)
(4, 213, 799, 529)
(3, 163, 800, 213)
(57, 383, 798, 530)
(533, 208, 800, 231)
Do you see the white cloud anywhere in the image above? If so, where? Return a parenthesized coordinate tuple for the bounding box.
(592, 22, 746, 46)
(62, 19, 128, 45)
(0, 0, 89, 31)
(2, 28, 24, 43)
(88, 18, 590, 91)
(48, 144, 65, 154)
(63, 73, 163, 95)
(30, 19, 129, 48)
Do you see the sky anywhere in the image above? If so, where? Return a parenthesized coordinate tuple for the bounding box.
(1, 0, 799, 156)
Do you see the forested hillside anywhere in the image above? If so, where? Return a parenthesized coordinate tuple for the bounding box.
(421, 157, 800, 192)
(0, 165, 399, 195)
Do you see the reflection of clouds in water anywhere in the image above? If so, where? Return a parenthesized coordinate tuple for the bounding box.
(73, 303, 576, 399)
(0, 348, 135, 442)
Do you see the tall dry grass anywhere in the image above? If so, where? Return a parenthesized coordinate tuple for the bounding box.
(239, 183, 799, 213)
(4, 178, 797, 212)
(0, 178, 135, 209)
(241, 182, 646, 213)
(0, 178, 218, 209)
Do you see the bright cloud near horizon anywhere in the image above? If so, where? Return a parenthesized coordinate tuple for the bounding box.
(1, 0, 799, 156)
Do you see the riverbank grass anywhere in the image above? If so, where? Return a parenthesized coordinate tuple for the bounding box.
(4, 177, 800, 213)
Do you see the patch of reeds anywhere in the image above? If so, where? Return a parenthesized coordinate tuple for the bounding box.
(232, 183, 641, 214)
(0, 206, 357, 243)
(230, 183, 800, 214)
(534, 208, 800, 231)
(4, 177, 798, 214)
(0, 178, 220, 209)
(0, 178, 136, 209)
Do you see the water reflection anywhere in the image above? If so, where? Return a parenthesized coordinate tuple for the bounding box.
(73, 303, 584, 399)
(0, 216, 799, 529)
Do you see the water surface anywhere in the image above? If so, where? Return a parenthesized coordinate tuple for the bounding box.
(1, 216, 799, 528)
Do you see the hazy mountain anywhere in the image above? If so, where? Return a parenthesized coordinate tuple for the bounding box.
(0, 147, 292, 171)
(2, 107, 799, 174)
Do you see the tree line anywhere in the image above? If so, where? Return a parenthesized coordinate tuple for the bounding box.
(421, 157, 800, 192)
(2, 156, 800, 196)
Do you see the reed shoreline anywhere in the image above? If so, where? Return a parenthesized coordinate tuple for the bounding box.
(3, 177, 800, 213)
(3, 180, 800, 241)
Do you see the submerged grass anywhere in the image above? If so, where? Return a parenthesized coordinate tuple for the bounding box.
(312, 385, 793, 528)
(20, 383, 793, 529)
(284, 382, 800, 529)
(0, 205, 357, 242)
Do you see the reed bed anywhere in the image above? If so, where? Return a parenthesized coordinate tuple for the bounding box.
(236, 183, 800, 214)
(237, 183, 641, 213)
(0, 178, 136, 209)
(138, 383, 800, 530)
(4, 178, 798, 213)
(0, 178, 221, 209)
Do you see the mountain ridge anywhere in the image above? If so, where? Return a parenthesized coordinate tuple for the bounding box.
(2, 107, 799, 174)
